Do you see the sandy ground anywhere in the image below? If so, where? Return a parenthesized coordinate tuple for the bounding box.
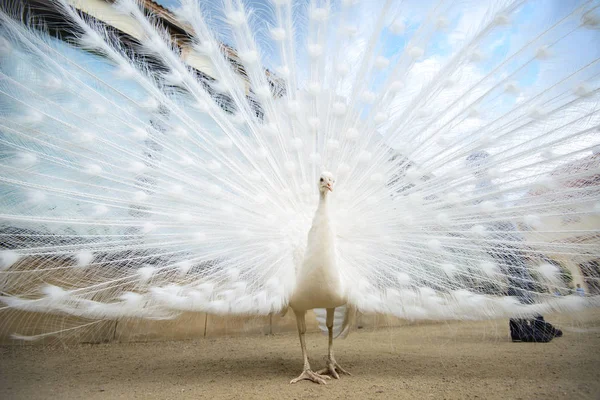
(2, 311, 600, 400)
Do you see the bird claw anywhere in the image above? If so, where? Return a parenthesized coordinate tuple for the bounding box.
(316, 358, 352, 379)
(290, 369, 330, 385)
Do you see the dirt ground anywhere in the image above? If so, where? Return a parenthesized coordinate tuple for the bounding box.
(1, 311, 600, 400)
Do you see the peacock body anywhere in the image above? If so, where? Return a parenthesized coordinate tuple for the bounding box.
(1, 0, 600, 383)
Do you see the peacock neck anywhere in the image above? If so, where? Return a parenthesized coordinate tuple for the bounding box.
(317, 191, 329, 215)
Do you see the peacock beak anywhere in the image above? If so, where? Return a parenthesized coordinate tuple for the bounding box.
(327, 184, 333, 192)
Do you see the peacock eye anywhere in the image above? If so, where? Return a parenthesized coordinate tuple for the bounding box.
(320, 178, 323, 182)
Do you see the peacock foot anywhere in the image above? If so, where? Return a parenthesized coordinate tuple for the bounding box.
(289, 369, 331, 385)
(316, 358, 352, 379)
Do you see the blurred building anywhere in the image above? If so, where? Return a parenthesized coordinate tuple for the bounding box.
(521, 151, 600, 294)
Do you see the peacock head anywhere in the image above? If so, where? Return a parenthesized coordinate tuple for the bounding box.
(319, 171, 335, 193)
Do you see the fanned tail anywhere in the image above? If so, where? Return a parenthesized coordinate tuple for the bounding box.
(0, 0, 599, 342)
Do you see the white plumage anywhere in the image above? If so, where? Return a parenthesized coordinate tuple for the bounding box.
(0, 0, 600, 384)
(291, 172, 345, 312)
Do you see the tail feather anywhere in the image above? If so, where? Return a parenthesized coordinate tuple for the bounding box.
(315, 305, 356, 339)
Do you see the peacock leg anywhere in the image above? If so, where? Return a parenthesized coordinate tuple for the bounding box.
(316, 308, 352, 379)
(290, 310, 330, 385)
